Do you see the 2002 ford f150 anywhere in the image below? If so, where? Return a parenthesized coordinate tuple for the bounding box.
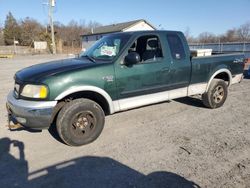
(6, 30, 245, 146)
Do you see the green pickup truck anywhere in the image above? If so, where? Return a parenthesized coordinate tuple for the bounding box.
(6, 31, 245, 146)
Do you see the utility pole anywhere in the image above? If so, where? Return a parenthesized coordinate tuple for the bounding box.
(13, 37, 16, 54)
(49, 0, 56, 54)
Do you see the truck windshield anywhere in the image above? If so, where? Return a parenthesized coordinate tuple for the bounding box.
(81, 33, 131, 62)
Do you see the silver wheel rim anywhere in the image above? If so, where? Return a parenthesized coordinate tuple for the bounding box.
(70, 111, 96, 139)
(213, 86, 224, 104)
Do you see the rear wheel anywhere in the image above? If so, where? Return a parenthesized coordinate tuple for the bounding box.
(202, 79, 228, 109)
(56, 98, 105, 146)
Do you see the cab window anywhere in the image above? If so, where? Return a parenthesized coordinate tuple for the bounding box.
(167, 34, 186, 60)
(128, 35, 163, 63)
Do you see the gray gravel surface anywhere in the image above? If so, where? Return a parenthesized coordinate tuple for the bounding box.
(0, 55, 249, 188)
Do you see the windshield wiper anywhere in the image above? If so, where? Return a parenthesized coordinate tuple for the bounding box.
(82, 55, 96, 63)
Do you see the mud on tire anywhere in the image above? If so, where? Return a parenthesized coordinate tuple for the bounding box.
(202, 79, 228, 109)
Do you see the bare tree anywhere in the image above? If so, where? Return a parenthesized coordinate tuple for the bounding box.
(184, 27, 196, 43)
(186, 21, 250, 43)
(219, 29, 239, 42)
(198, 32, 217, 43)
(19, 17, 44, 46)
(184, 27, 191, 42)
(87, 20, 102, 31)
(54, 20, 82, 47)
(237, 21, 250, 42)
(0, 26, 4, 45)
(54, 20, 101, 47)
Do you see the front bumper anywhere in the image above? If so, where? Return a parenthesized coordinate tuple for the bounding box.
(6, 91, 57, 130)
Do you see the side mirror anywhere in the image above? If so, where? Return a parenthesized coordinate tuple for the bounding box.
(124, 52, 141, 66)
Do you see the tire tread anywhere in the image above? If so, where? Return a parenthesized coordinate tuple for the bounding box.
(56, 98, 105, 146)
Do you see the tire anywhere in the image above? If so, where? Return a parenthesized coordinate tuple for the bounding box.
(202, 79, 228, 109)
(56, 98, 105, 146)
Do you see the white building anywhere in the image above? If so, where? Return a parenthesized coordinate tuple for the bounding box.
(81, 19, 156, 50)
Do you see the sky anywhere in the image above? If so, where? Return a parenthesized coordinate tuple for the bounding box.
(0, 0, 250, 37)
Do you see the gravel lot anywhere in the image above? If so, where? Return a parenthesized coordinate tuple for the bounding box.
(0, 55, 249, 188)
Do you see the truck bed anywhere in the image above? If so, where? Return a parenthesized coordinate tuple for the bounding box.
(191, 53, 245, 85)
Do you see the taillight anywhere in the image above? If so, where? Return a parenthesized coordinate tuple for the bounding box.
(244, 58, 249, 69)
(244, 58, 248, 64)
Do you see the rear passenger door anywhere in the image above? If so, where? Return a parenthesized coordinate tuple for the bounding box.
(166, 33, 191, 90)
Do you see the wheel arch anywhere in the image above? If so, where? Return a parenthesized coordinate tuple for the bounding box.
(55, 86, 116, 115)
(206, 68, 232, 92)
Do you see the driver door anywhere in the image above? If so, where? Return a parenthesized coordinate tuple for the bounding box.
(114, 34, 171, 110)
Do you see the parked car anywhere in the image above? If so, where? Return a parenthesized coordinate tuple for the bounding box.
(6, 30, 245, 146)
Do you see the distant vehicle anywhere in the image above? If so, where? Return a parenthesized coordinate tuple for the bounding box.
(6, 30, 245, 146)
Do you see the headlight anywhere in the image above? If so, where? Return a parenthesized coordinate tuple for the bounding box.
(21, 84, 48, 99)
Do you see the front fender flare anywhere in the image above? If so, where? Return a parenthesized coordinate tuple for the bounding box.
(55, 86, 117, 114)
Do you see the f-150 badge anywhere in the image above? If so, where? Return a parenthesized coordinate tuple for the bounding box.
(102, 75, 114, 82)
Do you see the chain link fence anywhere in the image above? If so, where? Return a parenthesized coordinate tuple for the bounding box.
(189, 42, 250, 53)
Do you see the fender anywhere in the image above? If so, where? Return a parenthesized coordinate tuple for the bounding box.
(55, 86, 117, 114)
(206, 68, 232, 92)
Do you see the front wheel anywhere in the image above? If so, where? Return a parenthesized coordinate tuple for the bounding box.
(202, 79, 228, 109)
(56, 98, 105, 146)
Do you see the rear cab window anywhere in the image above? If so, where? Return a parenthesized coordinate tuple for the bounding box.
(167, 34, 186, 60)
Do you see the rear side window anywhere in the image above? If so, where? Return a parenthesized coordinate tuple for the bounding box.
(167, 34, 186, 60)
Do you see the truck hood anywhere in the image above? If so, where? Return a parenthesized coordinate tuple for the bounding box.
(15, 58, 104, 82)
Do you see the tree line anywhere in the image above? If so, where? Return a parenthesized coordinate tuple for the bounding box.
(0, 12, 101, 50)
(185, 22, 250, 44)
(0, 12, 250, 50)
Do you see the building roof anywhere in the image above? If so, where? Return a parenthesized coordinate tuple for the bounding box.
(82, 19, 156, 36)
